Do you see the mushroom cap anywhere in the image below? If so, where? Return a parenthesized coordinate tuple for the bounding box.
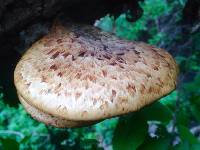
(14, 23, 178, 122)
(18, 92, 98, 128)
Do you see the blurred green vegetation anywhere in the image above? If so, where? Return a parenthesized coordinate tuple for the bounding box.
(1, 0, 200, 149)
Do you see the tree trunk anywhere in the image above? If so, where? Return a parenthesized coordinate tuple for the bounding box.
(0, 0, 143, 37)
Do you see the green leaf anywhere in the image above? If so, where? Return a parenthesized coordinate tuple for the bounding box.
(96, 15, 114, 32)
(20, 135, 31, 144)
(190, 104, 200, 123)
(160, 91, 177, 108)
(176, 111, 190, 127)
(112, 102, 172, 150)
(80, 139, 99, 150)
(112, 114, 148, 150)
(138, 123, 172, 150)
(0, 138, 19, 150)
(173, 141, 190, 150)
(140, 102, 172, 124)
(178, 125, 200, 144)
(190, 95, 200, 107)
(173, 141, 200, 150)
(191, 144, 200, 150)
(138, 136, 171, 150)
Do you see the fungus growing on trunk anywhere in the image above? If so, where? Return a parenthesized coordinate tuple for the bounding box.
(14, 22, 178, 128)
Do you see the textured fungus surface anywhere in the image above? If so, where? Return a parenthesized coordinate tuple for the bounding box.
(14, 23, 179, 123)
(18, 93, 97, 128)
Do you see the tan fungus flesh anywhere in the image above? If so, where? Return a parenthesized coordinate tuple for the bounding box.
(14, 23, 178, 122)
(18, 92, 98, 128)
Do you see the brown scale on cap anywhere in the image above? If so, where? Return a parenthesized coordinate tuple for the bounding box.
(57, 39, 63, 44)
(102, 70, 107, 77)
(75, 92, 82, 100)
(14, 22, 179, 128)
(140, 84, 146, 94)
(62, 52, 70, 58)
(43, 39, 55, 47)
(127, 83, 136, 96)
(51, 51, 60, 59)
(47, 48, 57, 55)
(102, 53, 112, 60)
(41, 75, 47, 82)
(57, 72, 63, 77)
(50, 64, 58, 71)
(112, 90, 117, 97)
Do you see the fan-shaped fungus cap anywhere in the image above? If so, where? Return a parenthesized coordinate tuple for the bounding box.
(14, 23, 178, 128)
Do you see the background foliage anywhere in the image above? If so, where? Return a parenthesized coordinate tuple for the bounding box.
(0, 0, 200, 149)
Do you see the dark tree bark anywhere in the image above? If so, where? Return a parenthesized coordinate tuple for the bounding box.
(0, 0, 143, 37)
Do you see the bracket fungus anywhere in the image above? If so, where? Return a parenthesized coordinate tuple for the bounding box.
(14, 23, 179, 128)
